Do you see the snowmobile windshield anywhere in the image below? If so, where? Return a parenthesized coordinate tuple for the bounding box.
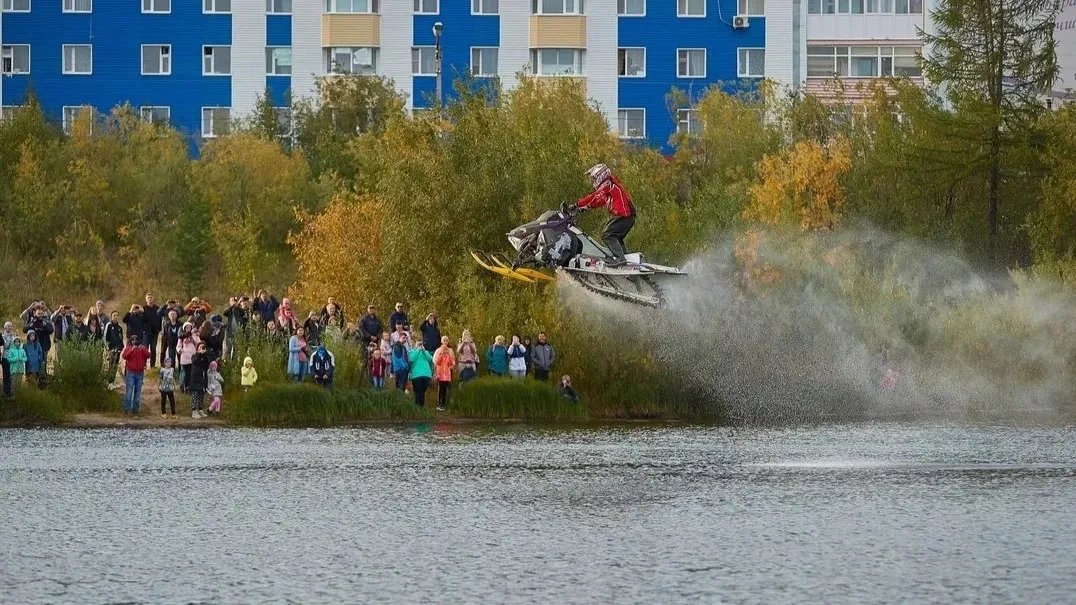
(509, 211, 569, 239)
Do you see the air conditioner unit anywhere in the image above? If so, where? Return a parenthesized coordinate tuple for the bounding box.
(733, 15, 750, 29)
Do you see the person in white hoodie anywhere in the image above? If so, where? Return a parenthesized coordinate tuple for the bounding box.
(507, 335, 528, 379)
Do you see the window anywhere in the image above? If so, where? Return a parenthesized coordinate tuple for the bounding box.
(617, 48, 645, 77)
(738, 0, 763, 15)
(471, 47, 498, 77)
(532, 0, 583, 14)
(677, 0, 703, 17)
(274, 107, 292, 139)
(140, 106, 170, 125)
(328, 47, 378, 74)
(413, 0, 437, 14)
(2, 0, 29, 11)
(618, 0, 643, 15)
(895, 0, 922, 13)
(808, 0, 837, 13)
(204, 0, 230, 12)
(141, 45, 171, 75)
(203, 46, 231, 75)
(677, 109, 700, 135)
(64, 0, 92, 12)
(267, 0, 291, 12)
(267, 47, 292, 75)
(1, 45, 30, 74)
(530, 49, 584, 76)
(806, 46, 921, 78)
(202, 107, 231, 138)
(1, 105, 26, 121)
(63, 45, 92, 75)
(737, 48, 764, 78)
(677, 49, 705, 78)
(412, 47, 436, 75)
(325, 0, 378, 12)
(472, 0, 497, 14)
(617, 109, 644, 139)
(142, 0, 170, 13)
(63, 106, 93, 134)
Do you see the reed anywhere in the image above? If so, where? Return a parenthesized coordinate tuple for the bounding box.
(228, 383, 432, 427)
(51, 339, 115, 412)
(0, 384, 67, 426)
(450, 378, 588, 421)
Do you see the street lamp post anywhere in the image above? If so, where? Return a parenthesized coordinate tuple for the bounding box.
(433, 22, 443, 115)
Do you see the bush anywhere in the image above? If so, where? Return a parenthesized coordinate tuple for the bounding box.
(0, 385, 67, 426)
(322, 330, 368, 390)
(227, 334, 289, 386)
(228, 383, 432, 426)
(451, 377, 587, 421)
(52, 339, 115, 412)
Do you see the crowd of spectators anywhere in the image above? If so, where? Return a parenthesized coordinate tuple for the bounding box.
(1, 291, 579, 416)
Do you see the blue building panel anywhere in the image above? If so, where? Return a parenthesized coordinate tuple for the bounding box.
(619, 0, 766, 150)
(266, 15, 292, 47)
(412, 9, 498, 108)
(2, 2, 230, 141)
(266, 76, 292, 107)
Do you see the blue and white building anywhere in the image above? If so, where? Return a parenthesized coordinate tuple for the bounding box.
(1, 1, 944, 149)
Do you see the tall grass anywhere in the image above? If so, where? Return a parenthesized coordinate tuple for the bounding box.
(228, 383, 432, 426)
(0, 385, 67, 426)
(451, 378, 588, 421)
(52, 339, 116, 412)
(322, 330, 369, 389)
(226, 334, 289, 385)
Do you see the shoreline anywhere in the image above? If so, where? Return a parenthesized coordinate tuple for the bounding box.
(49, 412, 689, 430)
(0, 410, 1064, 430)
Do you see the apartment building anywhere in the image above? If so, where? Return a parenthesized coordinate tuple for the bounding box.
(0, 0, 787, 149)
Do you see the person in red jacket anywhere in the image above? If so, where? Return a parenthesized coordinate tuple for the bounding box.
(121, 335, 152, 416)
(573, 163, 636, 265)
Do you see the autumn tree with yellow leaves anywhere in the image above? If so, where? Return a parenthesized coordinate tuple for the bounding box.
(744, 134, 852, 232)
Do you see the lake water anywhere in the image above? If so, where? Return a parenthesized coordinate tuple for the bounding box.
(1, 424, 1074, 604)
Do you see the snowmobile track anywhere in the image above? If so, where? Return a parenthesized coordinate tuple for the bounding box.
(563, 271, 666, 308)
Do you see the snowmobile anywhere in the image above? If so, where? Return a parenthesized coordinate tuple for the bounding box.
(471, 204, 686, 307)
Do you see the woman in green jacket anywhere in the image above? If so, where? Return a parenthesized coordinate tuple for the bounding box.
(408, 346, 434, 407)
(486, 335, 508, 377)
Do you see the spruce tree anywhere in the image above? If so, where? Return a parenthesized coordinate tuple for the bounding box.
(920, 0, 1059, 260)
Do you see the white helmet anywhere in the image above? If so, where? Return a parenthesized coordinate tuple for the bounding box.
(585, 163, 611, 190)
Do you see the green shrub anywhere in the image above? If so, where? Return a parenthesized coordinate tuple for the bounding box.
(52, 339, 115, 412)
(228, 383, 432, 426)
(322, 330, 369, 390)
(1, 385, 67, 426)
(451, 377, 587, 421)
(227, 334, 289, 386)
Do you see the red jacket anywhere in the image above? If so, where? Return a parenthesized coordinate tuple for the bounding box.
(577, 175, 633, 218)
(121, 345, 152, 373)
(369, 356, 389, 378)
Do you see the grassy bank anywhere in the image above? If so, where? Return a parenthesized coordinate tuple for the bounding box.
(227, 384, 434, 426)
(451, 378, 587, 422)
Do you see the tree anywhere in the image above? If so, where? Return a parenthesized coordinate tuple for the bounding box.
(190, 133, 320, 292)
(744, 135, 852, 231)
(171, 196, 214, 298)
(920, 0, 1059, 260)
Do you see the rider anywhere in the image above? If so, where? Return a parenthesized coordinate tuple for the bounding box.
(573, 163, 635, 266)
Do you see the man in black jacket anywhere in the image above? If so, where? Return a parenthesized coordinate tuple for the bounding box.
(123, 304, 148, 352)
(142, 293, 161, 368)
(104, 311, 125, 388)
(22, 302, 55, 363)
(359, 305, 383, 347)
(160, 308, 183, 367)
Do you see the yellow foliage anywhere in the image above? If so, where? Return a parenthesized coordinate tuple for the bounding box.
(288, 192, 385, 314)
(745, 135, 852, 231)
